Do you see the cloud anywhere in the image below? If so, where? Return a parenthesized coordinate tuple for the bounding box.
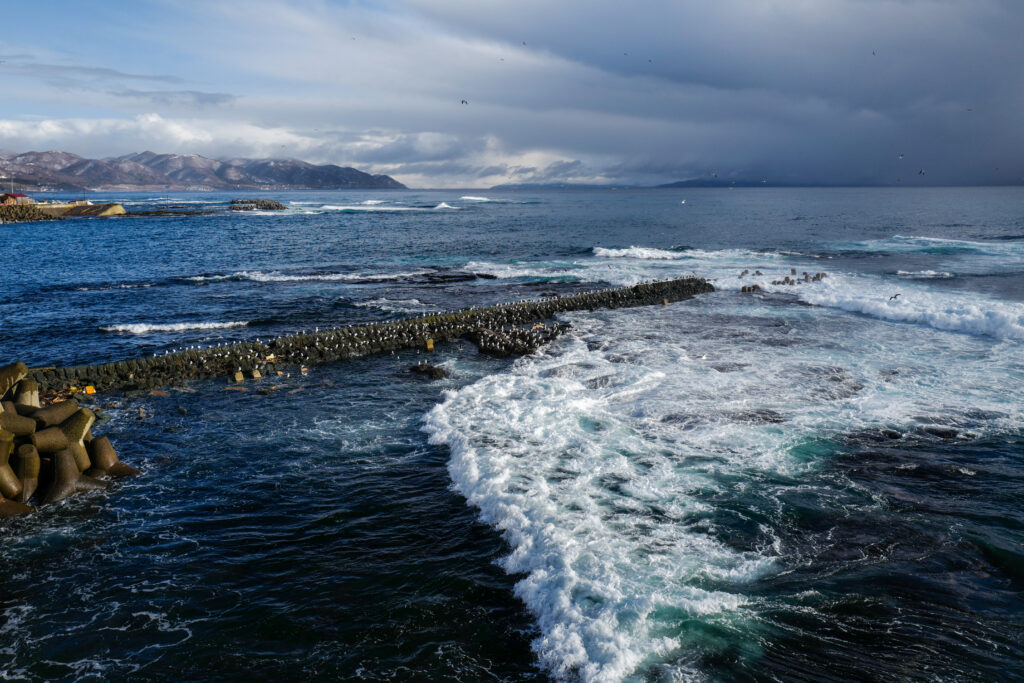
(2, 1, 1022, 186)
(0, 114, 305, 160)
(3, 58, 182, 86)
(108, 89, 237, 107)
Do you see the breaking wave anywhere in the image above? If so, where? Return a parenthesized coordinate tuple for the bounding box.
(101, 321, 248, 334)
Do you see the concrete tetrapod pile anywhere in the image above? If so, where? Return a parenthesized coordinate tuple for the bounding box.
(0, 362, 139, 518)
(26, 277, 715, 396)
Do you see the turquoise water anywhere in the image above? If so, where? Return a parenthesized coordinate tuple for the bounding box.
(1, 188, 1022, 680)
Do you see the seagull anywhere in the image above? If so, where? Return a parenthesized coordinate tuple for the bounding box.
(461, 99, 468, 105)
(680, 199, 686, 204)
(918, 169, 926, 175)
(897, 153, 904, 159)
(889, 293, 900, 301)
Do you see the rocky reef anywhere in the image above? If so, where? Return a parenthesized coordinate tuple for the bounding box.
(229, 199, 288, 211)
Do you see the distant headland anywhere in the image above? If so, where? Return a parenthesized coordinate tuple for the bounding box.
(0, 151, 406, 191)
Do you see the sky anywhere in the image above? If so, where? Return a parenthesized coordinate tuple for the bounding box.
(1, 0, 1022, 188)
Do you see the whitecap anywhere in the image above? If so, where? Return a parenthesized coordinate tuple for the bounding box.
(897, 270, 955, 279)
(593, 246, 685, 260)
(189, 270, 432, 283)
(354, 297, 436, 313)
(788, 275, 1024, 340)
(318, 204, 416, 212)
(101, 321, 248, 334)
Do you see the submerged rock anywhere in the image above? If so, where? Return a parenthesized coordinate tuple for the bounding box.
(409, 363, 448, 380)
(229, 199, 287, 211)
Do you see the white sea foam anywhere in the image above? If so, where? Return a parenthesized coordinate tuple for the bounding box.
(354, 297, 435, 313)
(460, 195, 492, 201)
(593, 246, 685, 260)
(464, 260, 585, 283)
(319, 204, 417, 212)
(840, 235, 1024, 257)
(101, 321, 247, 334)
(75, 282, 156, 291)
(791, 278, 1024, 339)
(897, 270, 955, 279)
(188, 270, 432, 283)
(425, 288, 1023, 680)
(480, 243, 1024, 341)
(433, 202, 460, 210)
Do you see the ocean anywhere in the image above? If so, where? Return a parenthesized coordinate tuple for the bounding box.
(1, 187, 1022, 681)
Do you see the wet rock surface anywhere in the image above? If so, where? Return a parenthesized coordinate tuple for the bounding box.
(0, 374, 139, 518)
(229, 199, 287, 211)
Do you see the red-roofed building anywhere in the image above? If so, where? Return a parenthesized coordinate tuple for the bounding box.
(0, 193, 34, 205)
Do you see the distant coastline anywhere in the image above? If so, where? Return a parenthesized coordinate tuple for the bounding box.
(0, 150, 405, 191)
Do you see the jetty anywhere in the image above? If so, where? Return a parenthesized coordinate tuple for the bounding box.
(34, 202, 127, 218)
(26, 277, 714, 396)
(0, 201, 126, 223)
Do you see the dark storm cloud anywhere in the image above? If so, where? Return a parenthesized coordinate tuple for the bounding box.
(386, 0, 1024, 185)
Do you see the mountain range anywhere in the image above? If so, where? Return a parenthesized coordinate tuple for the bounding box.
(0, 151, 405, 191)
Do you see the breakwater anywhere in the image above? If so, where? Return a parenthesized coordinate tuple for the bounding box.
(0, 203, 127, 223)
(0, 204, 64, 223)
(2, 362, 139, 518)
(27, 277, 714, 395)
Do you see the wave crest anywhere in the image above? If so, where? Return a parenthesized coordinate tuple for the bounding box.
(101, 321, 248, 334)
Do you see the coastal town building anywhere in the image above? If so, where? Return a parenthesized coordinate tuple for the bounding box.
(0, 192, 35, 205)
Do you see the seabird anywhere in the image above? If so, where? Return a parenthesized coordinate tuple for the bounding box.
(897, 153, 904, 159)
(918, 169, 926, 175)
(461, 99, 469, 105)
(889, 293, 900, 301)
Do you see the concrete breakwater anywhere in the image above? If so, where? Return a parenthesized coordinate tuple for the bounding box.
(0, 204, 65, 223)
(1, 362, 139, 518)
(28, 277, 714, 395)
(0, 203, 127, 223)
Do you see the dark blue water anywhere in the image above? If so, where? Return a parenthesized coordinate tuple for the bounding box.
(1, 188, 1022, 681)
